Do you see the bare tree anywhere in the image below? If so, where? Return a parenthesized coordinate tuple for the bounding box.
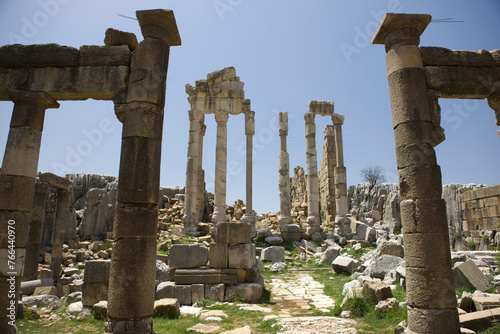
(360, 165, 387, 187)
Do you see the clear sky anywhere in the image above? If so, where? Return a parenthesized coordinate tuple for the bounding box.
(0, 0, 499, 214)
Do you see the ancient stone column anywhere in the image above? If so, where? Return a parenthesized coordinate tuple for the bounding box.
(304, 112, 320, 234)
(487, 93, 500, 141)
(23, 182, 50, 281)
(182, 110, 203, 233)
(373, 13, 459, 333)
(50, 189, 71, 282)
(0, 93, 58, 334)
(241, 111, 257, 226)
(196, 120, 206, 220)
(107, 9, 180, 334)
(320, 125, 336, 221)
(212, 111, 229, 223)
(278, 112, 292, 225)
(333, 121, 347, 217)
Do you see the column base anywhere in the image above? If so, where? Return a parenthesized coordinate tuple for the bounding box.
(277, 215, 292, 225)
(334, 216, 352, 234)
(211, 209, 227, 223)
(105, 317, 154, 334)
(240, 213, 256, 223)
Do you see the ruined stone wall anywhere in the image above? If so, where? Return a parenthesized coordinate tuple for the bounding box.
(290, 166, 307, 205)
(461, 185, 500, 236)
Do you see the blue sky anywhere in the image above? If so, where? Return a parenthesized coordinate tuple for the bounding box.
(0, 0, 499, 214)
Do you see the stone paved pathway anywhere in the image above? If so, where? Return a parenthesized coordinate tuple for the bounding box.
(268, 272, 357, 334)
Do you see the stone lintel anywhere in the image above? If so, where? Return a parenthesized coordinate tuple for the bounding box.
(309, 100, 334, 116)
(9, 91, 59, 109)
(136, 9, 181, 46)
(372, 13, 431, 48)
(0, 66, 129, 101)
(207, 66, 237, 83)
(424, 66, 500, 99)
(0, 43, 131, 68)
(37, 172, 71, 190)
(421, 47, 500, 67)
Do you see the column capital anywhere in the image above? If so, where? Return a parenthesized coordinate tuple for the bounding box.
(245, 111, 255, 136)
(331, 113, 344, 126)
(188, 109, 204, 122)
(304, 112, 315, 124)
(323, 125, 335, 137)
(136, 9, 181, 46)
(9, 91, 59, 109)
(215, 110, 229, 123)
(372, 13, 431, 51)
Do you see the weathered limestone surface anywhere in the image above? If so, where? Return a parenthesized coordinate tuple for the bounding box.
(106, 9, 181, 334)
(319, 125, 336, 222)
(278, 112, 292, 225)
(373, 12, 460, 333)
(304, 111, 320, 233)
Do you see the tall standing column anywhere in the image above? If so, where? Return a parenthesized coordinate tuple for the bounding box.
(241, 111, 256, 227)
(304, 112, 320, 234)
(182, 110, 203, 233)
(333, 122, 347, 217)
(321, 125, 337, 221)
(0, 93, 58, 334)
(212, 111, 229, 223)
(196, 120, 206, 221)
(23, 182, 50, 281)
(278, 112, 292, 225)
(50, 189, 71, 282)
(107, 9, 180, 334)
(373, 13, 459, 333)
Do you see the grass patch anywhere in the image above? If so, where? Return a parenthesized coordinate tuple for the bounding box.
(478, 322, 500, 333)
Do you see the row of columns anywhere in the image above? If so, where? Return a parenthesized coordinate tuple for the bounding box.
(303, 102, 349, 235)
(182, 107, 256, 231)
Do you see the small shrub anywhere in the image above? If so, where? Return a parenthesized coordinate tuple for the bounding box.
(332, 304, 343, 316)
(482, 234, 490, 243)
(342, 294, 372, 317)
(466, 241, 477, 250)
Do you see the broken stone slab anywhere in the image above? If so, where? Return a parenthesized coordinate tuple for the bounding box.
(316, 244, 342, 265)
(175, 268, 222, 285)
(472, 296, 500, 311)
(169, 244, 209, 268)
(459, 291, 474, 313)
(261, 246, 285, 263)
(332, 256, 361, 275)
(156, 282, 175, 300)
(454, 259, 491, 292)
(22, 294, 60, 308)
(224, 282, 263, 303)
(364, 255, 404, 279)
(33, 286, 58, 296)
(153, 298, 180, 318)
(20, 278, 54, 295)
(363, 280, 393, 304)
(93, 300, 108, 320)
(460, 307, 500, 332)
(375, 297, 399, 312)
(356, 222, 376, 243)
(104, 28, 138, 51)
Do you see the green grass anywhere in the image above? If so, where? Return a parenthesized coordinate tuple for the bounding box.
(478, 322, 500, 333)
